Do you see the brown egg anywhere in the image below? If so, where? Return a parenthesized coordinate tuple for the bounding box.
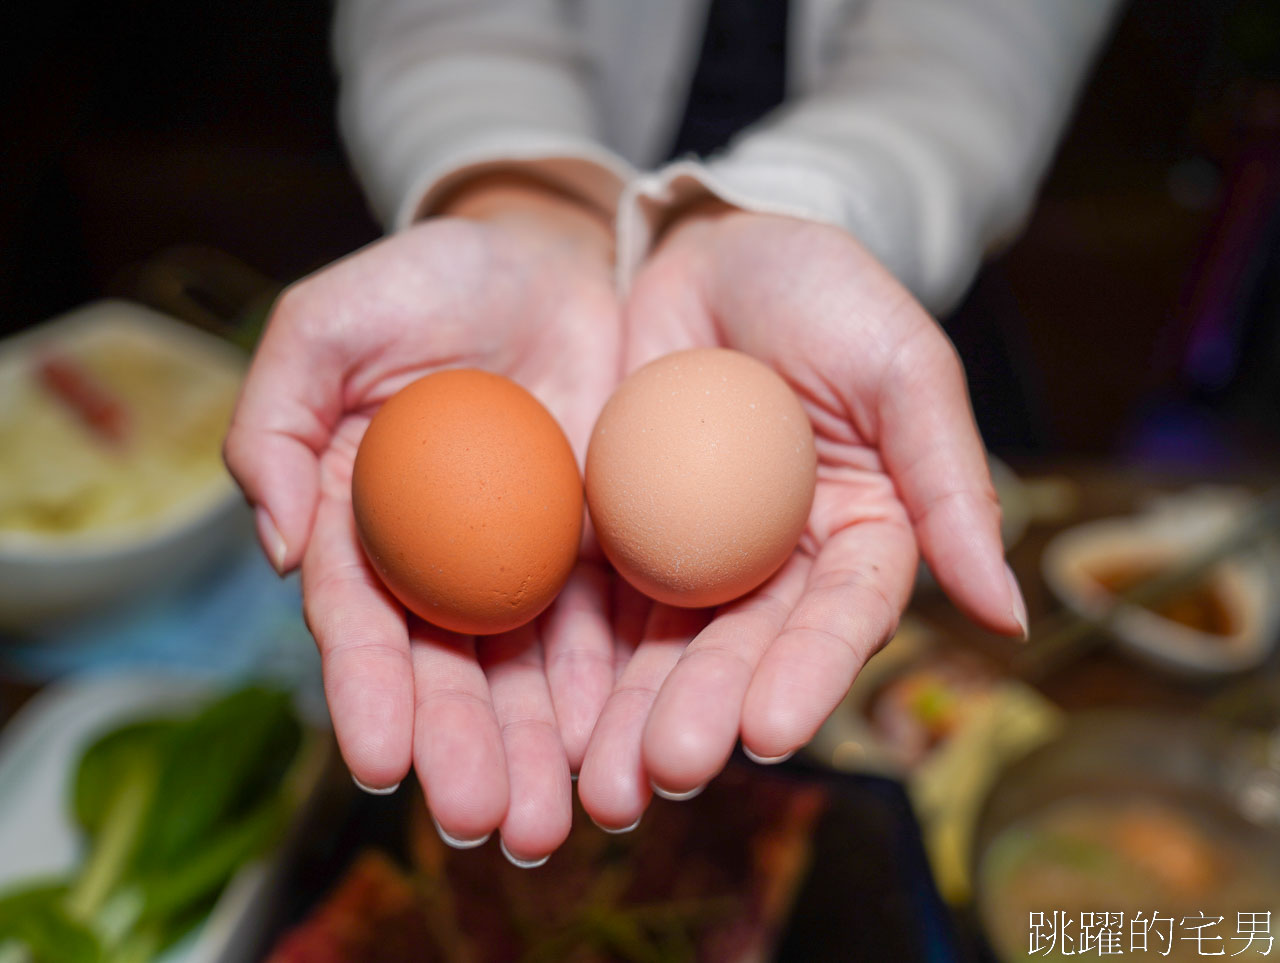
(352, 369, 582, 635)
(586, 348, 816, 608)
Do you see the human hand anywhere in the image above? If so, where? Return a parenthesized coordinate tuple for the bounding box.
(577, 203, 1027, 830)
(224, 176, 621, 864)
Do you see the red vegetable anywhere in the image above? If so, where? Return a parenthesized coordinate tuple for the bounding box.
(36, 352, 130, 446)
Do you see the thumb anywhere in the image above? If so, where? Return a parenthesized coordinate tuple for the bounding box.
(223, 289, 342, 573)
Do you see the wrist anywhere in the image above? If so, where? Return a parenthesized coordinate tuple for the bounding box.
(653, 194, 739, 251)
(434, 172, 615, 264)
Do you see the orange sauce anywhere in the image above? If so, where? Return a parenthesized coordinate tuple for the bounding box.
(1087, 561, 1237, 636)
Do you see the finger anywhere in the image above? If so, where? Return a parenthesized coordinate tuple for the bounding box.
(877, 318, 1026, 637)
(611, 579, 652, 673)
(302, 492, 414, 792)
(641, 554, 810, 793)
(411, 623, 509, 846)
(621, 261, 712, 372)
(223, 286, 343, 573)
(525, 289, 622, 466)
(542, 563, 615, 771)
(577, 606, 708, 832)
(479, 627, 572, 866)
(741, 516, 917, 759)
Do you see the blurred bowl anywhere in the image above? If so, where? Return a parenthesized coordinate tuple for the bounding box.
(972, 712, 1280, 960)
(807, 619, 1063, 902)
(1041, 496, 1280, 676)
(0, 300, 250, 631)
(989, 457, 1032, 552)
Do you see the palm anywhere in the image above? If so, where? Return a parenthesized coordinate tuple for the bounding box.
(226, 216, 621, 862)
(578, 210, 1023, 829)
(309, 219, 618, 504)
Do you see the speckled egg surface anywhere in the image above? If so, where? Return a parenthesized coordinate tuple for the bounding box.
(586, 348, 817, 608)
(352, 369, 582, 635)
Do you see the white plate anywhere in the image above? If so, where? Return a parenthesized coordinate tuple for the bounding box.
(0, 674, 319, 963)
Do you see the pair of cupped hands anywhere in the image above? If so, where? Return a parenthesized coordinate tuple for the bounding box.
(223, 174, 1027, 867)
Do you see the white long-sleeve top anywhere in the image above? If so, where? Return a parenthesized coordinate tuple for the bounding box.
(333, 0, 1121, 312)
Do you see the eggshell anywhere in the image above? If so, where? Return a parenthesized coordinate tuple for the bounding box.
(586, 348, 816, 608)
(352, 369, 582, 635)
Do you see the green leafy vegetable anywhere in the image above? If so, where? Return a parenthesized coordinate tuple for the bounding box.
(73, 721, 175, 838)
(0, 885, 101, 963)
(132, 687, 301, 874)
(0, 685, 306, 963)
(136, 793, 286, 924)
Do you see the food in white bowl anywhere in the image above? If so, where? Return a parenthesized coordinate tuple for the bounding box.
(0, 300, 250, 630)
(1040, 490, 1280, 676)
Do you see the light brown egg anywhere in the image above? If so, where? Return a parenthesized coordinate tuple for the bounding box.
(352, 369, 582, 635)
(586, 348, 816, 608)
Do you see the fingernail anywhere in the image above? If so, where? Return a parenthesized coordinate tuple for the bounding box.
(351, 774, 400, 795)
(499, 837, 550, 869)
(1005, 562, 1030, 641)
(742, 746, 795, 766)
(650, 780, 705, 802)
(256, 506, 288, 574)
(431, 814, 490, 850)
(590, 814, 641, 835)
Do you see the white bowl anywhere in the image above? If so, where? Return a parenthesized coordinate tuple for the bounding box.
(1040, 494, 1280, 676)
(0, 300, 251, 631)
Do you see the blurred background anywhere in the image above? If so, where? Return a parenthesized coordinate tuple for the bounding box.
(3, 1, 1280, 961)
(3, 0, 1280, 466)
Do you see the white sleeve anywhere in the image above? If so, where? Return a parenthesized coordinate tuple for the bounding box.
(333, 0, 636, 230)
(619, 0, 1122, 312)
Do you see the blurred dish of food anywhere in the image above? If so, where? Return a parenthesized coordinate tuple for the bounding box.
(266, 767, 826, 963)
(863, 647, 1003, 771)
(974, 713, 1280, 962)
(809, 620, 1059, 780)
(1040, 489, 1280, 676)
(0, 300, 249, 629)
(808, 620, 1062, 901)
(1205, 676, 1280, 829)
(0, 674, 326, 963)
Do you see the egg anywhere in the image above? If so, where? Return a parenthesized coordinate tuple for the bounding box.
(586, 348, 817, 608)
(351, 369, 582, 635)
